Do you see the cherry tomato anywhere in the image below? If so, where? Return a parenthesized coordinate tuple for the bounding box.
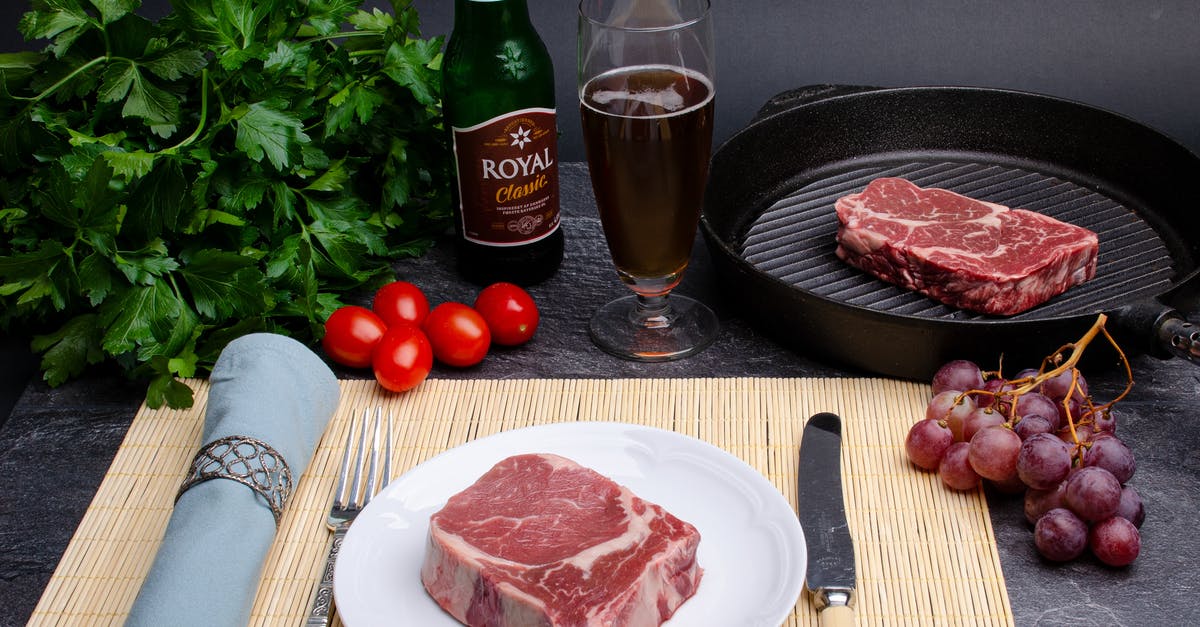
(423, 302, 491, 367)
(473, 282, 539, 346)
(372, 325, 433, 392)
(372, 281, 430, 328)
(322, 305, 387, 368)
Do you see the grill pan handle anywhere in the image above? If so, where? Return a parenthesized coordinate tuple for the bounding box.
(1158, 315, 1200, 363)
(1160, 270, 1200, 364)
(1113, 301, 1200, 364)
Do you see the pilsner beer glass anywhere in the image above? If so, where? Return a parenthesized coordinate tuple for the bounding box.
(578, 0, 718, 361)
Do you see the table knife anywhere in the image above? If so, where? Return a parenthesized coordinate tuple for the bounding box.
(798, 412, 856, 626)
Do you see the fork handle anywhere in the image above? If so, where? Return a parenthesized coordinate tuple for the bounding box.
(305, 525, 349, 627)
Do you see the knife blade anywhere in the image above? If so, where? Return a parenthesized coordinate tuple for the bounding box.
(798, 412, 856, 626)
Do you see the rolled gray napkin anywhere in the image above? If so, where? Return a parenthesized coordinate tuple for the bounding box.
(126, 333, 340, 627)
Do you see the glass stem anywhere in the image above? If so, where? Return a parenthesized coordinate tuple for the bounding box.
(634, 294, 673, 329)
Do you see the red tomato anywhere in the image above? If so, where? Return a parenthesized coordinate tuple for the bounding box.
(372, 281, 430, 328)
(372, 325, 433, 392)
(423, 302, 491, 367)
(473, 282, 539, 346)
(322, 306, 387, 368)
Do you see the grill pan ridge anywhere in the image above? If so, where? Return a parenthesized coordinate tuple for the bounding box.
(700, 85, 1200, 379)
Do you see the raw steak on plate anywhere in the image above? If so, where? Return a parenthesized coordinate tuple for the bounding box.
(421, 453, 703, 626)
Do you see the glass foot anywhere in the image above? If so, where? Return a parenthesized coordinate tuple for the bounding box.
(588, 293, 719, 362)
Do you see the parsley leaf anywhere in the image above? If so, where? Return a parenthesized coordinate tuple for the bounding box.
(123, 157, 189, 244)
(31, 314, 106, 387)
(179, 249, 271, 319)
(90, 0, 139, 25)
(234, 100, 311, 170)
(383, 38, 441, 106)
(98, 280, 182, 356)
(19, 0, 93, 57)
(142, 47, 207, 81)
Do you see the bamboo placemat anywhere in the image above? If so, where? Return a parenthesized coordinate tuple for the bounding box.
(30, 377, 1013, 626)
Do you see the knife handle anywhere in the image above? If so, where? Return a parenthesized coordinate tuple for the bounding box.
(819, 605, 855, 627)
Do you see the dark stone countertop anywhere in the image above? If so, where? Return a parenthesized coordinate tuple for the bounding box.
(1, 163, 1197, 626)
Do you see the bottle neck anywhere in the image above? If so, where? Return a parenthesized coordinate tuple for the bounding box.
(453, 0, 533, 31)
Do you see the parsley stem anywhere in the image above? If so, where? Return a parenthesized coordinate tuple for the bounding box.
(302, 31, 379, 45)
(163, 69, 210, 155)
(18, 56, 107, 104)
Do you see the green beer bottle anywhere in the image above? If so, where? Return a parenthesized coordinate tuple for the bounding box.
(443, 0, 564, 286)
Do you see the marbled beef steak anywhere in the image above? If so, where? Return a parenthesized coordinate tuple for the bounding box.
(834, 177, 1099, 315)
(421, 453, 703, 626)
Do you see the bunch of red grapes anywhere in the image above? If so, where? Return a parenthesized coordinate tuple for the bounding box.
(905, 358, 1143, 567)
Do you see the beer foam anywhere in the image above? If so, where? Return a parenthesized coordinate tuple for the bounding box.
(589, 85, 685, 112)
(582, 64, 713, 118)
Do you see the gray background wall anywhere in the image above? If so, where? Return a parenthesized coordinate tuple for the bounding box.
(3, 1, 1198, 163)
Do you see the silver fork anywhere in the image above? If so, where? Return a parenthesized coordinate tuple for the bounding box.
(306, 407, 393, 627)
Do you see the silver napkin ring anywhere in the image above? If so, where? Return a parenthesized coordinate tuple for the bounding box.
(176, 435, 294, 526)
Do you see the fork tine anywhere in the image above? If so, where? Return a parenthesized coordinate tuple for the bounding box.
(364, 407, 380, 506)
(383, 409, 393, 488)
(349, 407, 370, 507)
(332, 408, 358, 507)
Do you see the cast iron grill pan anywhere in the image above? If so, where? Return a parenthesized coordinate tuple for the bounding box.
(700, 86, 1200, 379)
(741, 160, 1175, 321)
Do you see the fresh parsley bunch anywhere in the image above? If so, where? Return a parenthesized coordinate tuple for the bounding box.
(0, 0, 452, 408)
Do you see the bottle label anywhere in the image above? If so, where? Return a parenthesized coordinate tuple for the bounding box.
(452, 107, 561, 247)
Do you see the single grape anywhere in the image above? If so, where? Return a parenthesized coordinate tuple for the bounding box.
(1016, 433, 1073, 491)
(1016, 392, 1062, 431)
(1092, 408, 1117, 434)
(1057, 423, 1093, 446)
(1064, 466, 1122, 522)
(1116, 485, 1146, 528)
(926, 390, 954, 421)
(962, 406, 1007, 443)
(967, 425, 1021, 482)
(926, 390, 976, 435)
(939, 442, 980, 491)
(1089, 516, 1141, 567)
(1083, 436, 1136, 484)
(1042, 368, 1088, 427)
(1012, 367, 1040, 382)
(1038, 370, 1069, 400)
(905, 418, 954, 471)
(932, 360, 985, 395)
(1024, 482, 1067, 525)
(1040, 367, 1089, 402)
(1013, 414, 1054, 440)
(936, 394, 977, 443)
(980, 377, 1008, 394)
(1034, 508, 1089, 561)
(1058, 397, 1084, 427)
(977, 377, 1014, 414)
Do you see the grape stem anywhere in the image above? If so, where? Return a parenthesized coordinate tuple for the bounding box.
(1022, 314, 1133, 445)
(956, 314, 1134, 448)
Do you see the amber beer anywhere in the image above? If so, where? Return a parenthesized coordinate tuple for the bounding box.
(580, 65, 715, 295)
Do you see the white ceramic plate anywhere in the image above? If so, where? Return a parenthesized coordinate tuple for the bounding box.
(334, 422, 806, 627)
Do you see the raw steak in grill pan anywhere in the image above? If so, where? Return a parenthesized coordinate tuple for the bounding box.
(833, 177, 1099, 316)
